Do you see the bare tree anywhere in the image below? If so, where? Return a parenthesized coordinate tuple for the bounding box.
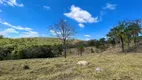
(49, 19, 75, 58)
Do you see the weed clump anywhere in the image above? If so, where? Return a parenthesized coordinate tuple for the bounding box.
(23, 65, 30, 70)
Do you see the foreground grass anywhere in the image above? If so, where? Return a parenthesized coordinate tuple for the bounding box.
(0, 53, 142, 80)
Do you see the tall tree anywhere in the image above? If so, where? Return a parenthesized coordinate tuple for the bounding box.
(49, 19, 75, 58)
(107, 22, 126, 52)
(128, 20, 142, 45)
(124, 25, 132, 50)
(107, 20, 142, 52)
(116, 24, 126, 52)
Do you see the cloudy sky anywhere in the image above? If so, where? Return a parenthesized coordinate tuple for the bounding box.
(0, 0, 142, 40)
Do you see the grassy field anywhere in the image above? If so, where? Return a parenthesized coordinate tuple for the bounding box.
(0, 53, 142, 80)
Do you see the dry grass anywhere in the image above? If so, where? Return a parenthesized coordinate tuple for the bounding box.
(0, 53, 142, 80)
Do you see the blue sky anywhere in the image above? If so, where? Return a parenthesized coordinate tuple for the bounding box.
(0, 0, 142, 40)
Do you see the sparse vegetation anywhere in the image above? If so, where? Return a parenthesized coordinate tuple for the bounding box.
(0, 54, 142, 80)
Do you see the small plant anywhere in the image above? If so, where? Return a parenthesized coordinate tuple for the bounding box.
(91, 48, 94, 53)
(77, 44, 85, 56)
(23, 65, 30, 70)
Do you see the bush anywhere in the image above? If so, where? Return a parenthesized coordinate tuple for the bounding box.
(77, 44, 85, 56)
(52, 45, 63, 56)
(88, 40, 96, 46)
(18, 45, 63, 59)
(91, 48, 94, 53)
(11, 49, 24, 59)
(0, 44, 63, 60)
(0, 35, 4, 39)
(23, 65, 30, 70)
(0, 45, 15, 60)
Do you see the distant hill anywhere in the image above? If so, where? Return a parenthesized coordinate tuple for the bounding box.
(0, 37, 82, 46)
(0, 37, 62, 46)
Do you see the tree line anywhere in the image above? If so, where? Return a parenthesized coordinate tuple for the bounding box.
(74, 20, 142, 54)
(107, 20, 142, 52)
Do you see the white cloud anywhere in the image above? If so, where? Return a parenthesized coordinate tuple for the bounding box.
(50, 30, 56, 35)
(43, 6, 50, 10)
(13, 26, 32, 31)
(0, 0, 24, 7)
(5, 28, 18, 33)
(84, 34, 91, 37)
(103, 3, 117, 10)
(41, 34, 45, 37)
(78, 23, 84, 28)
(99, 11, 105, 21)
(0, 19, 39, 38)
(0, 20, 32, 31)
(20, 31, 39, 37)
(64, 5, 98, 28)
(0, 0, 4, 4)
(0, 28, 18, 36)
(0, 9, 2, 12)
(85, 38, 90, 41)
(50, 30, 61, 36)
(57, 32, 61, 35)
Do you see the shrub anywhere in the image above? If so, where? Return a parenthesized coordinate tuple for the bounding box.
(0, 35, 4, 39)
(52, 45, 63, 56)
(88, 40, 96, 46)
(23, 65, 30, 70)
(91, 48, 94, 53)
(0, 45, 15, 60)
(20, 45, 63, 59)
(77, 44, 85, 56)
(0, 44, 63, 60)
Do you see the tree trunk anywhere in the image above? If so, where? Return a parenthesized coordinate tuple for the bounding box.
(64, 46, 66, 58)
(134, 35, 137, 53)
(134, 36, 136, 46)
(127, 37, 130, 52)
(120, 36, 124, 52)
(63, 39, 66, 58)
(127, 42, 130, 52)
(78, 51, 79, 55)
(80, 52, 82, 56)
(69, 48, 71, 54)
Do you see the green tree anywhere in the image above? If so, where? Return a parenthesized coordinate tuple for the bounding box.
(125, 26, 131, 50)
(0, 35, 4, 39)
(77, 44, 85, 56)
(128, 20, 142, 46)
(99, 38, 106, 45)
(107, 22, 127, 52)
